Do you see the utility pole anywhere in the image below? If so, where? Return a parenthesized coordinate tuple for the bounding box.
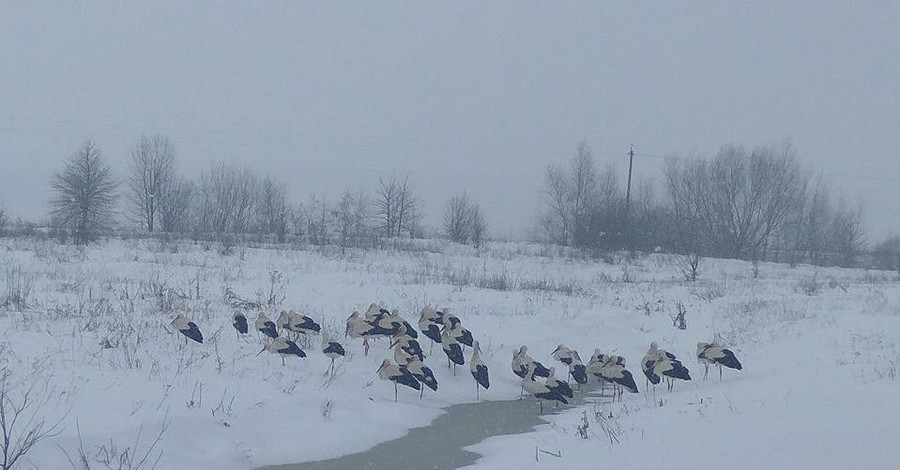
(625, 144, 635, 214)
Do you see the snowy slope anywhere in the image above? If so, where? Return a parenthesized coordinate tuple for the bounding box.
(0, 237, 897, 469)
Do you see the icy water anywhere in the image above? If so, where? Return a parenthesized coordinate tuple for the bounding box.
(257, 396, 583, 470)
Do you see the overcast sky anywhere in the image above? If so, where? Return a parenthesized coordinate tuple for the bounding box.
(2, 1, 899, 239)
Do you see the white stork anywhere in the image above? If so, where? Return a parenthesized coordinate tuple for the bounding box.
(321, 334, 346, 376)
(255, 312, 278, 341)
(257, 337, 307, 366)
(418, 306, 444, 353)
(403, 358, 438, 399)
(231, 309, 249, 338)
(170, 314, 203, 344)
(551, 344, 588, 386)
(440, 327, 465, 374)
(376, 359, 421, 402)
(697, 340, 742, 380)
(523, 363, 568, 412)
(642, 342, 691, 391)
(469, 340, 490, 399)
(593, 355, 638, 401)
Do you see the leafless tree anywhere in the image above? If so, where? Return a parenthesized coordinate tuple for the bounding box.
(443, 193, 474, 244)
(830, 200, 866, 267)
(352, 189, 371, 248)
(443, 193, 488, 248)
(256, 176, 289, 242)
(0, 197, 7, 237)
(872, 235, 900, 273)
(470, 202, 487, 248)
(50, 141, 118, 245)
(376, 174, 422, 239)
(195, 163, 259, 235)
(334, 189, 356, 251)
(156, 177, 193, 233)
(126, 135, 176, 232)
(539, 163, 571, 245)
(665, 144, 805, 260)
(0, 368, 65, 470)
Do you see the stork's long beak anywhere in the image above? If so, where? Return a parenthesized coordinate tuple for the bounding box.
(256, 347, 265, 356)
(389, 340, 397, 349)
(376, 363, 385, 373)
(552, 345, 561, 355)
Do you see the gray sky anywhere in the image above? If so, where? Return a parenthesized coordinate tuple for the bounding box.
(2, 1, 899, 240)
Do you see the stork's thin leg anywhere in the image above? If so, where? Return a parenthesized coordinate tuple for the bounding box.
(281, 356, 285, 366)
(719, 364, 723, 381)
(420, 386, 424, 399)
(476, 382, 480, 400)
(394, 383, 398, 402)
(364, 338, 370, 356)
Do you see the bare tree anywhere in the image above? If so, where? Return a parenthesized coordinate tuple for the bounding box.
(539, 163, 572, 245)
(830, 200, 866, 267)
(376, 174, 422, 239)
(352, 189, 371, 248)
(470, 202, 487, 248)
(0, 368, 65, 470)
(334, 189, 356, 251)
(50, 141, 118, 245)
(0, 197, 7, 237)
(126, 135, 176, 232)
(256, 176, 289, 242)
(443, 193, 474, 244)
(664, 144, 805, 260)
(872, 235, 900, 273)
(157, 177, 193, 233)
(195, 163, 259, 235)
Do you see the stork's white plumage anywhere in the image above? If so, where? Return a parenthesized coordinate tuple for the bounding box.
(440, 327, 464, 374)
(697, 340, 742, 381)
(170, 314, 203, 344)
(257, 337, 306, 366)
(523, 362, 568, 412)
(376, 359, 421, 402)
(231, 309, 248, 338)
(255, 312, 278, 341)
(469, 341, 489, 399)
(321, 334, 346, 376)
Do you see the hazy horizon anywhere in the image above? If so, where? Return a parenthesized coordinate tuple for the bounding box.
(2, 2, 899, 240)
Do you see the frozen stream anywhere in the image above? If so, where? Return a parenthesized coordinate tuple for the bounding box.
(256, 395, 593, 470)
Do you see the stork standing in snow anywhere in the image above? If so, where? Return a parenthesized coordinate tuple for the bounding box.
(442, 314, 473, 348)
(523, 363, 568, 412)
(403, 358, 438, 399)
(231, 310, 249, 338)
(321, 334, 346, 376)
(257, 337, 307, 365)
(551, 344, 588, 387)
(593, 355, 638, 401)
(418, 306, 444, 354)
(697, 340, 742, 380)
(545, 367, 574, 401)
(391, 324, 425, 365)
(376, 359, 421, 402)
(512, 345, 551, 397)
(440, 327, 465, 374)
(469, 341, 490, 399)
(642, 342, 691, 391)
(255, 312, 279, 341)
(170, 314, 203, 344)
(278, 310, 321, 339)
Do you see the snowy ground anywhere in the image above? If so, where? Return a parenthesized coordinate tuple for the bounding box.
(0, 237, 898, 469)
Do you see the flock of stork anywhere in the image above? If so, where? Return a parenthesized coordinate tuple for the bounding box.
(168, 304, 743, 410)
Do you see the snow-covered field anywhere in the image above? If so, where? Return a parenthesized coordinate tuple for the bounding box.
(1, 237, 898, 469)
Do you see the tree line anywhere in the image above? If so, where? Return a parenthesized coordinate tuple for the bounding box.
(28, 136, 486, 250)
(0, 135, 898, 271)
(536, 140, 875, 269)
